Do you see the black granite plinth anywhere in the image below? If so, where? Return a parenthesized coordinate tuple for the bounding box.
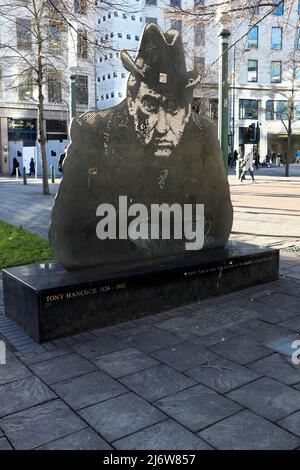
(3, 242, 279, 343)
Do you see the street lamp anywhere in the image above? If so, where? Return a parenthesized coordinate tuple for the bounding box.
(218, 16, 231, 172)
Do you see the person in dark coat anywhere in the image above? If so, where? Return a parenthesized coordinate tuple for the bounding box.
(49, 24, 233, 270)
(28, 158, 35, 176)
(11, 157, 21, 177)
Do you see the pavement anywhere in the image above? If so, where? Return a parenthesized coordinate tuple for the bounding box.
(0, 168, 300, 450)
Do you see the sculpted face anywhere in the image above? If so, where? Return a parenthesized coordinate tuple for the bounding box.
(128, 81, 191, 158)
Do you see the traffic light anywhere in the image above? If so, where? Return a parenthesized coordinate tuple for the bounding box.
(248, 123, 256, 142)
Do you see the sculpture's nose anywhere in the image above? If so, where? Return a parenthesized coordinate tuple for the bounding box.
(156, 108, 169, 135)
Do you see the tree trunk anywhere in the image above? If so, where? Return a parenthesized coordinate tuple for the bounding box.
(37, 83, 49, 195)
(36, 9, 49, 196)
(285, 133, 291, 177)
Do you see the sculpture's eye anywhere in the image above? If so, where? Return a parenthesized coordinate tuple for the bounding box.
(167, 100, 179, 115)
(142, 96, 159, 114)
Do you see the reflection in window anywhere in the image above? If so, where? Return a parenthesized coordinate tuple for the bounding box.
(273, 0, 284, 15)
(248, 60, 258, 82)
(266, 100, 288, 120)
(271, 27, 282, 49)
(16, 18, 32, 49)
(271, 61, 282, 83)
(76, 75, 88, 105)
(239, 99, 258, 119)
(248, 26, 258, 48)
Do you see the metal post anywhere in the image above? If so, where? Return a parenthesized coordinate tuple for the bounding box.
(218, 28, 231, 172)
(50, 165, 55, 183)
(70, 74, 77, 119)
(22, 166, 27, 185)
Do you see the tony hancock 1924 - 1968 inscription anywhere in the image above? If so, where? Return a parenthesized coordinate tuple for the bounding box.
(49, 23, 233, 270)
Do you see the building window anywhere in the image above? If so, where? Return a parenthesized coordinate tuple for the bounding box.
(131, 15, 135, 20)
(194, 24, 204, 46)
(76, 75, 88, 105)
(127, 34, 131, 39)
(273, 0, 284, 15)
(111, 92, 114, 98)
(170, 0, 181, 7)
(209, 99, 218, 120)
(297, 27, 300, 49)
(146, 0, 157, 4)
(77, 30, 88, 58)
(118, 33, 122, 38)
(247, 26, 258, 48)
(74, 0, 87, 15)
(194, 56, 205, 75)
(121, 73, 126, 78)
(16, 18, 32, 49)
(239, 99, 258, 119)
(19, 71, 33, 100)
(295, 63, 300, 81)
(266, 100, 288, 120)
(118, 92, 123, 98)
(48, 73, 62, 103)
(145, 17, 158, 24)
(271, 61, 282, 82)
(113, 72, 117, 77)
(171, 20, 182, 31)
(135, 35, 139, 41)
(271, 27, 282, 50)
(247, 59, 258, 82)
(49, 21, 62, 48)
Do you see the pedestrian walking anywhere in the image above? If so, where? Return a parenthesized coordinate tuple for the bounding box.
(28, 158, 35, 177)
(11, 157, 21, 177)
(239, 152, 255, 183)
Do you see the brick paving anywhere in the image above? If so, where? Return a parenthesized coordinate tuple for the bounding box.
(0, 171, 300, 449)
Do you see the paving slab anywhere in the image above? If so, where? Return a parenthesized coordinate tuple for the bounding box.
(186, 358, 261, 393)
(154, 384, 241, 432)
(119, 364, 196, 402)
(198, 410, 300, 450)
(29, 353, 97, 385)
(227, 377, 300, 422)
(72, 337, 127, 360)
(0, 376, 55, 417)
(207, 335, 272, 365)
(0, 437, 13, 450)
(19, 348, 71, 365)
(0, 400, 86, 450)
(279, 317, 300, 332)
(115, 327, 183, 353)
(0, 355, 32, 386)
(37, 428, 112, 450)
(150, 341, 219, 372)
(277, 411, 300, 438)
(52, 370, 128, 410)
(253, 304, 299, 324)
(249, 353, 300, 385)
(93, 347, 159, 378)
(79, 392, 166, 443)
(113, 419, 213, 450)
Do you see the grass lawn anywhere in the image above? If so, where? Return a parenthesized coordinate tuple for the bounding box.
(0, 220, 53, 269)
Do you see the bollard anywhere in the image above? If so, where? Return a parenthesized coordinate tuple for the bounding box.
(23, 166, 27, 185)
(50, 165, 55, 183)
